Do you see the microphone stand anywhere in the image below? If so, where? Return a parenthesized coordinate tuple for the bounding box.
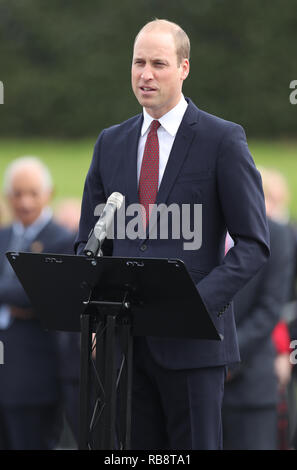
(80, 227, 133, 449)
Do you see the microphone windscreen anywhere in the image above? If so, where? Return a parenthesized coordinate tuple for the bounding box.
(107, 192, 124, 210)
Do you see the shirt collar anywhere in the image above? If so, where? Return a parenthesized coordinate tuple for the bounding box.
(13, 207, 53, 240)
(141, 95, 188, 137)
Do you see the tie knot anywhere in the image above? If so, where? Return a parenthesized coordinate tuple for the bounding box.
(150, 120, 160, 133)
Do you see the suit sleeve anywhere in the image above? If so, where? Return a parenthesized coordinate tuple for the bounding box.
(196, 124, 270, 318)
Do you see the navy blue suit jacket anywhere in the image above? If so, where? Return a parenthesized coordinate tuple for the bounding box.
(76, 98, 270, 369)
(0, 219, 74, 406)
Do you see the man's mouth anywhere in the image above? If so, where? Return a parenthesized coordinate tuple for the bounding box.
(140, 86, 156, 92)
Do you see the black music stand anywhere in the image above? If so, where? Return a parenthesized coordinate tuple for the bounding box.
(6, 251, 221, 450)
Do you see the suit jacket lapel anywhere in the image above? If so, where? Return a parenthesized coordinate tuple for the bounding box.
(29, 219, 52, 253)
(156, 99, 200, 206)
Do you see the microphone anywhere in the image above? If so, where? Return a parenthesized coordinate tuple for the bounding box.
(83, 192, 124, 257)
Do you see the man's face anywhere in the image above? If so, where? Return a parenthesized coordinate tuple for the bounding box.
(7, 166, 51, 227)
(131, 30, 189, 119)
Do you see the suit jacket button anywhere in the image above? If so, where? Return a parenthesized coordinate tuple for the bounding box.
(140, 244, 147, 252)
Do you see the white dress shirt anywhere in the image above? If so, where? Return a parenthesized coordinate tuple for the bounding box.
(12, 206, 53, 241)
(137, 95, 188, 187)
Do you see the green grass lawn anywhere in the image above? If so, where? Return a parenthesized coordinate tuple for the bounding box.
(0, 138, 296, 219)
(0, 138, 95, 204)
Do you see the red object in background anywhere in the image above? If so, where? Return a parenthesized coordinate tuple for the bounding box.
(272, 321, 291, 354)
(272, 321, 292, 450)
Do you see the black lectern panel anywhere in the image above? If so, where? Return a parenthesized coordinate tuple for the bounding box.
(89, 257, 219, 340)
(6, 252, 98, 331)
(6, 252, 220, 340)
(6, 251, 221, 450)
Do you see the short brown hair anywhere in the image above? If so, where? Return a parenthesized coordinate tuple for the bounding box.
(134, 19, 190, 66)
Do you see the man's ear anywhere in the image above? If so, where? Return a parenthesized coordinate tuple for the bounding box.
(181, 58, 190, 81)
(45, 187, 55, 206)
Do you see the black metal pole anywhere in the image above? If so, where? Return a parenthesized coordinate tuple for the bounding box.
(102, 314, 118, 449)
(79, 313, 92, 449)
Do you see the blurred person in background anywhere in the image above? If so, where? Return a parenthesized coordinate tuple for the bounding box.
(0, 198, 4, 227)
(0, 196, 11, 227)
(222, 167, 295, 450)
(54, 198, 82, 234)
(0, 157, 74, 450)
(261, 168, 297, 448)
(261, 168, 291, 223)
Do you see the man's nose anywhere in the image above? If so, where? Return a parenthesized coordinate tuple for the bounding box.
(17, 194, 34, 208)
(141, 66, 154, 81)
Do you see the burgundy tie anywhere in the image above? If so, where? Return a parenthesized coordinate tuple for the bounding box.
(139, 120, 161, 227)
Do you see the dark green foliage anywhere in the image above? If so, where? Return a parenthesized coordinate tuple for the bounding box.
(0, 0, 296, 137)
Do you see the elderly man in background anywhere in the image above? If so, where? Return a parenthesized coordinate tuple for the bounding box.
(0, 157, 74, 450)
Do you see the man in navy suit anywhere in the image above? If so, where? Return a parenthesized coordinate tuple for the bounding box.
(76, 19, 270, 449)
(0, 157, 74, 449)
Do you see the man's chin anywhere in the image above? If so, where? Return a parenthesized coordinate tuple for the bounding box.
(139, 101, 162, 118)
(16, 213, 39, 227)
(136, 92, 157, 106)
